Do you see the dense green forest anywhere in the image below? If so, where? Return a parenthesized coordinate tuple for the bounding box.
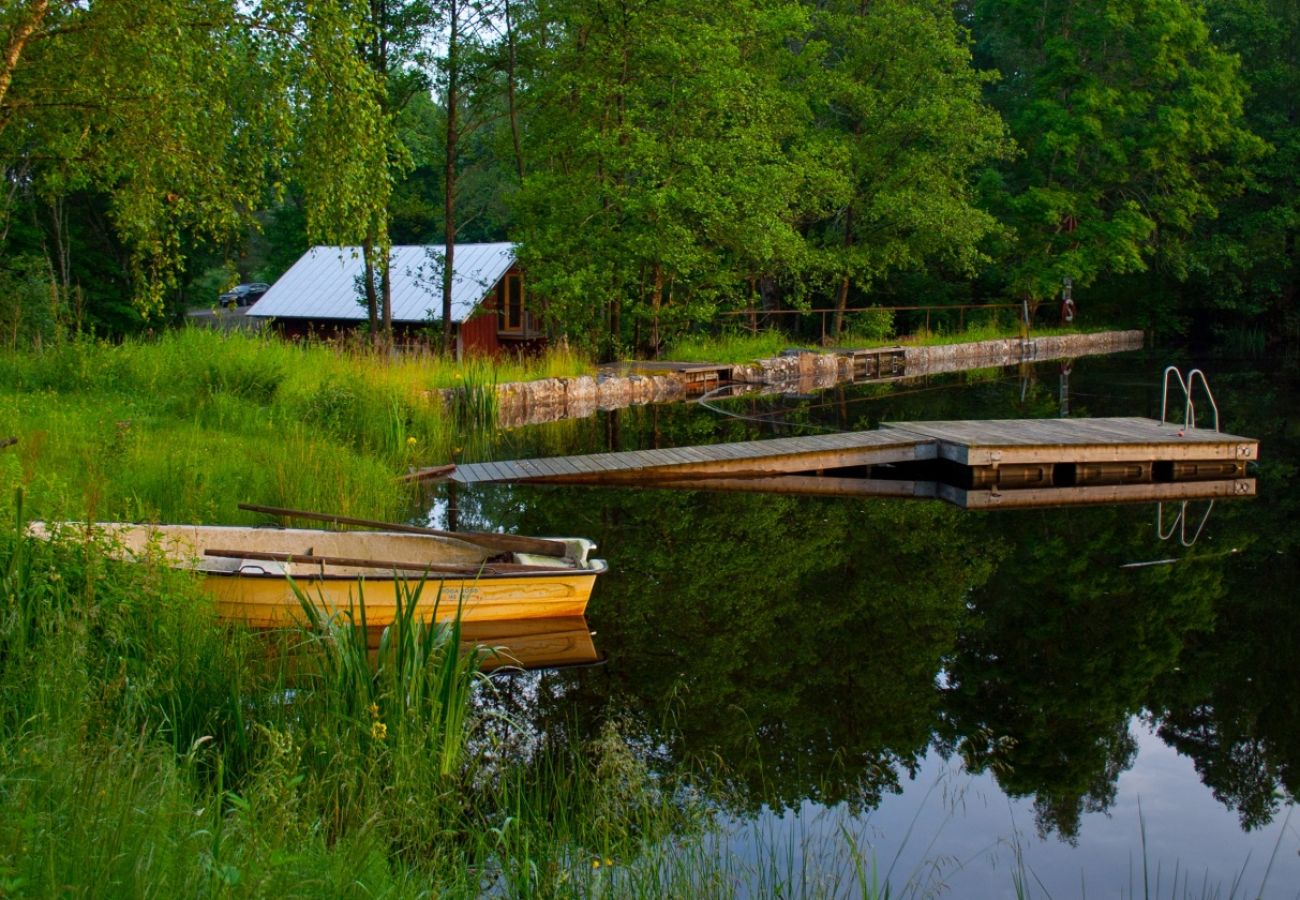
(2, 0, 1296, 353)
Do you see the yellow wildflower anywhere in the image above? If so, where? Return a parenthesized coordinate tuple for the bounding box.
(368, 703, 380, 719)
(406, 436, 418, 446)
(370, 721, 387, 741)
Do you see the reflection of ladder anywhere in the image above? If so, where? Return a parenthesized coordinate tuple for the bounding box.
(1157, 500, 1215, 547)
(1161, 365, 1220, 432)
(1156, 366, 1224, 546)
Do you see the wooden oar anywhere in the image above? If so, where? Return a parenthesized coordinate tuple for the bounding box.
(236, 503, 568, 558)
(204, 548, 556, 576)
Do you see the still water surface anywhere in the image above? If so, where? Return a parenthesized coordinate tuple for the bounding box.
(439, 350, 1300, 896)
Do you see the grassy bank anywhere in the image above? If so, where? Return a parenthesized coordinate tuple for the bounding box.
(662, 321, 1112, 365)
(1, 514, 920, 898)
(0, 511, 726, 897)
(0, 329, 590, 524)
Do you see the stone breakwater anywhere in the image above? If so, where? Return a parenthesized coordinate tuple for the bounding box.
(434, 330, 1144, 428)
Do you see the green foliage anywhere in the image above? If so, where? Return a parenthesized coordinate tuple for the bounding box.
(515, 0, 815, 353)
(2, 1, 280, 311)
(975, 0, 1266, 302)
(0, 1, 406, 329)
(838, 308, 896, 344)
(1179, 0, 1300, 338)
(805, 0, 1011, 300)
(0, 255, 55, 349)
(515, 0, 1011, 354)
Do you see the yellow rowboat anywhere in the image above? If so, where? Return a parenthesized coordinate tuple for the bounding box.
(28, 522, 606, 626)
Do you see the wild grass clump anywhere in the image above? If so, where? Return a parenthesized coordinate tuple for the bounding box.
(0, 327, 592, 523)
(0, 507, 726, 896)
(663, 329, 792, 363)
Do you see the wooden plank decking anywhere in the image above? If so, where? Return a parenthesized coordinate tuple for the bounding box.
(881, 417, 1258, 466)
(453, 428, 935, 485)
(451, 416, 1260, 512)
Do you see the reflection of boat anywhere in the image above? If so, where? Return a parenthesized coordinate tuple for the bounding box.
(441, 616, 601, 672)
(28, 522, 606, 625)
(355, 618, 601, 670)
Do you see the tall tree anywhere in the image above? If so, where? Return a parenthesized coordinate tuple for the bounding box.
(433, 0, 519, 353)
(973, 0, 1262, 303)
(804, 0, 1010, 337)
(0, 0, 400, 330)
(1184, 0, 1300, 337)
(1, 1, 290, 315)
(355, 0, 436, 342)
(515, 0, 813, 356)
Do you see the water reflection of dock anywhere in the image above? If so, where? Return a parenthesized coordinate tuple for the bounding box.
(452, 417, 1259, 509)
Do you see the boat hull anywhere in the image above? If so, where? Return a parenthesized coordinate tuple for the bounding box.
(202, 566, 603, 627)
(29, 521, 605, 626)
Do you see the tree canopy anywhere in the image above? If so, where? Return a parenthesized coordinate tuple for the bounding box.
(2, 0, 1297, 349)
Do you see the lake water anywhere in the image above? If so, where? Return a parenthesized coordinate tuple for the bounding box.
(436, 349, 1300, 896)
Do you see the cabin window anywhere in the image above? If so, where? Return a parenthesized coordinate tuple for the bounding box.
(502, 273, 524, 332)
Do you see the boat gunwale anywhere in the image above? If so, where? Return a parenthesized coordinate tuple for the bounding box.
(200, 558, 609, 582)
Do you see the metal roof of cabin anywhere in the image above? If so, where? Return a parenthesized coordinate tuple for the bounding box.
(246, 243, 516, 323)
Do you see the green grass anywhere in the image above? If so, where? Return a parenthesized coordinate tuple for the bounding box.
(0, 328, 591, 523)
(0, 505, 723, 897)
(662, 329, 794, 364)
(663, 319, 1116, 365)
(882, 322, 1109, 348)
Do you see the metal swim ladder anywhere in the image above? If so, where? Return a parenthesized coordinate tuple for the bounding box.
(1161, 366, 1220, 432)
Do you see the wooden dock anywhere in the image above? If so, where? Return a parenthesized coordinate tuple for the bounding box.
(455, 429, 933, 485)
(881, 418, 1257, 465)
(618, 361, 734, 392)
(451, 417, 1259, 509)
(835, 346, 907, 379)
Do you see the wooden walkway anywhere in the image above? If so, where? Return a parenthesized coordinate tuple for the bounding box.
(453, 428, 934, 485)
(450, 417, 1259, 509)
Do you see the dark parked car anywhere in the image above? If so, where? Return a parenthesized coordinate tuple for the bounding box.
(219, 282, 270, 308)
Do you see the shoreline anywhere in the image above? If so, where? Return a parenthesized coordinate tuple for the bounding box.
(444, 330, 1146, 428)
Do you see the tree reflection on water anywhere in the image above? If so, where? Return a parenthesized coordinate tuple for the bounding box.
(445, 353, 1299, 843)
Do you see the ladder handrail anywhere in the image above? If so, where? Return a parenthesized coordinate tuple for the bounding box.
(1156, 500, 1184, 540)
(1185, 368, 1220, 433)
(1161, 366, 1221, 433)
(1161, 366, 1188, 427)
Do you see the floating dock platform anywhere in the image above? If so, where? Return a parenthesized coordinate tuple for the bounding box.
(452, 417, 1258, 509)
